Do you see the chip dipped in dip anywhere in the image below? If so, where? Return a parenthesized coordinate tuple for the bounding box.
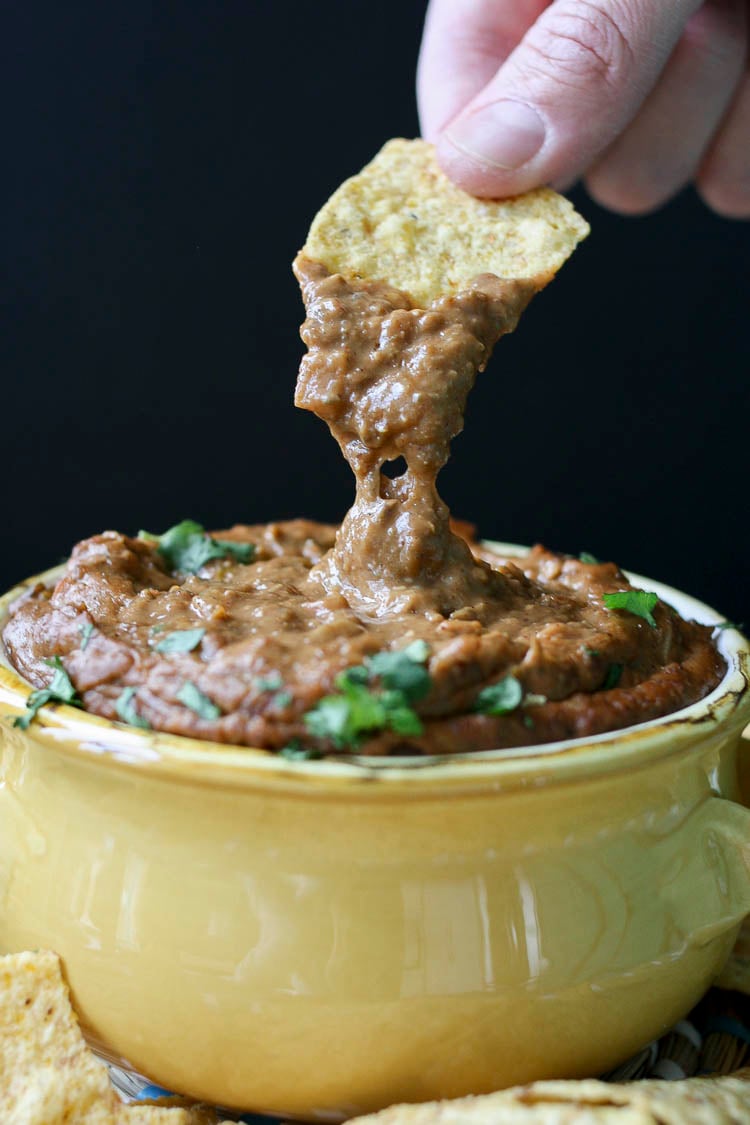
(3, 141, 724, 758)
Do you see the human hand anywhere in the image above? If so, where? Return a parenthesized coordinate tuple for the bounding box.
(417, 0, 749, 217)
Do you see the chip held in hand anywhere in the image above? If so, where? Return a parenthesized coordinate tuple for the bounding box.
(302, 138, 590, 306)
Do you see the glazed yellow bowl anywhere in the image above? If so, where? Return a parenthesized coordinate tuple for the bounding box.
(0, 548, 749, 1120)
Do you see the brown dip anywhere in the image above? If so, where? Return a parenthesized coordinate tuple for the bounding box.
(3, 260, 724, 755)
(294, 256, 540, 618)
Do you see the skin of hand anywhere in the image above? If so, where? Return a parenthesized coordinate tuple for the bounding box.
(417, 0, 750, 218)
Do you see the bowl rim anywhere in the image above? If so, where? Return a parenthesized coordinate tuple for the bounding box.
(1, 543, 748, 793)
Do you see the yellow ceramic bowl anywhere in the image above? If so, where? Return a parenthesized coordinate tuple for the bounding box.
(0, 548, 749, 1120)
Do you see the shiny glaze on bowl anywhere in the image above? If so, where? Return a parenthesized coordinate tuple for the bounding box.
(0, 547, 748, 1119)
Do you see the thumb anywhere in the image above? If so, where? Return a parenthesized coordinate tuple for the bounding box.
(436, 0, 702, 197)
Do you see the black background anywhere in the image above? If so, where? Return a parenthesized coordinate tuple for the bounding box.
(6, 2, 749, 623)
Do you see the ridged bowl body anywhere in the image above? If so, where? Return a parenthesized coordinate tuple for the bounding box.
(0, 549, 748, 1119)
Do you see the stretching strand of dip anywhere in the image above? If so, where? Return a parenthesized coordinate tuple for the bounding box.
(294, 138, 587, 619)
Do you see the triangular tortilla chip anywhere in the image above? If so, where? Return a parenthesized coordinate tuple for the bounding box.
(0, 950, 225, 1124)
(347, 1070, 750, 1125)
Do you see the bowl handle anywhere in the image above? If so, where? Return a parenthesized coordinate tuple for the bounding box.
(660, 797, 750, 949)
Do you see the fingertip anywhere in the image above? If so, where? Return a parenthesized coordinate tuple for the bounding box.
(695, 177, 750, 220)
(435, 134, 522, 198)
(583, 170, 673, 217)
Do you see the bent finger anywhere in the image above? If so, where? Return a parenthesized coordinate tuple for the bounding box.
(435, 0, 704, 198)
(697, 71, 750, 218)
(585, 0, 747, 214)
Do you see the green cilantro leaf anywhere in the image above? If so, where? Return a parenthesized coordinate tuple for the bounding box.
(339, 665, 370, 687)
(280, 742, 323, 761)
(13, 701, 46, 731)
(579, 552, 599, 565)
(154, 627, 205, 655)
(78, 622, 95, 650)
(14, 656, 82, 730)
(139, 520, 255, 574)
(253, 673, 292, 710)
(115, 686, 151, 729)
(379, 691, 424, 736)
(602, 663, 623, 691)
(475, 675, 523, 716)
(302, 643, 430, 749)
(176, 681, 221, 720)
(45, 656, 78, 701)
(366, 639, 431, 702)
(305, 678, 423, 749)
(254, 672, 283, 693)
(213, 538, 255, 564)
(603, 590, 659, 628)
(714, 620, 743, 633)
(305, 681, 385, 747)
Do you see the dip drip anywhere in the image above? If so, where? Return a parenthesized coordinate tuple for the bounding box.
(294, 256, 541, 618)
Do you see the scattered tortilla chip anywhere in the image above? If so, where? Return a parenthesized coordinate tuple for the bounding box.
(0, 949, 226, 1124)
(301, 139, 589, 307)
(348, 1070, 750, 1125)
(126, 1105, 220, 1124)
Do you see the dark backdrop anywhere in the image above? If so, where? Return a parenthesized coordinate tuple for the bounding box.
(6, 2, 749, 624)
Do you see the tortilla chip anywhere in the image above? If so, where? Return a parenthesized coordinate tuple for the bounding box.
(302, 139, 589, 307)
(123, 1104, 221, 1124)
(348, 1070, 750, 1125)
(0, 949, 225, 1123)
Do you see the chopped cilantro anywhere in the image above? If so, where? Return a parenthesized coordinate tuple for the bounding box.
(115, 686, 151, 730)
(45, 657, 77, 699)
(305, 680, 387, 747)
(140, 520, 255, 574)
(303, 642, 431, 749)
(255, 673, 283, 693)
(280, 742, 323, 762)
(339, 665, 370, 686)
(154, 627, 205, 655)
(602, 663, 623, 691)
(579, 552, 599, 565)
(603, 590, 659, 628)
(78, 622, 95, 650)
(365, 639, 431, 702)
(475, 675, 523, 716)
(13, 656, 81, 730)
(714, 620, 743, 633)
(305, 675, 423, 749)
(523, 715, 535, 730)
(253, 673, 292, 710)
(177, 681, 221, 720)
(378, 689, 424, 735)
(583, 646, 600, 658)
